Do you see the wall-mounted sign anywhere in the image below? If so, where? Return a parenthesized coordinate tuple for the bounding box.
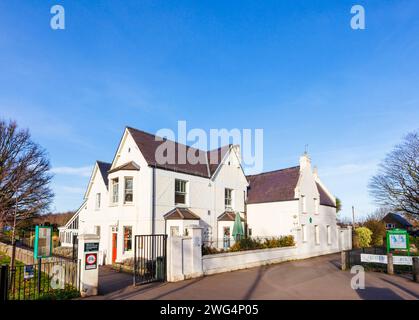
(24, 265, 35, 280)
(34, 226, 52, 259)
(85, 253, 97, 270)
(84, 242, 99, 252)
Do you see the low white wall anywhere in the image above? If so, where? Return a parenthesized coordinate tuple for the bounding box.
(167, 226, 353, 280)
(202, 245, 341, 275)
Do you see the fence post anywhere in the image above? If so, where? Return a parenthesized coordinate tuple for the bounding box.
(341, 250, 349, 271)
(0, 265, 9, 301)
(37, 258, 42, 295)
(413, 256, 419, 283)
(387, 253, 394, 275)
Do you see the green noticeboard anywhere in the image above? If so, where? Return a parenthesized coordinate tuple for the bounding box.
(386, 229, 410, 255)
(34, 225, 53, 259)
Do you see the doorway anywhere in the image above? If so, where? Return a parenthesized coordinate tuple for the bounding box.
(112, 233, 117, 263)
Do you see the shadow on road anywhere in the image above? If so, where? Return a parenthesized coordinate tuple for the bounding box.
(378, 277, 419, 299)
(356, 286, 403, 300)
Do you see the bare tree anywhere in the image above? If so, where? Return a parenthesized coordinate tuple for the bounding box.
(369, 131, 419, 218)
(0, 119, 54, 268)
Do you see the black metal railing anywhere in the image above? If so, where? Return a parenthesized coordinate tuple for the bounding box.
(0, 259, 80, 301)
(133, 234, 167, 285)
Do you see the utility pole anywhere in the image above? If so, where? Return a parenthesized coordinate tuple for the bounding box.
(352, 206, 355, 227)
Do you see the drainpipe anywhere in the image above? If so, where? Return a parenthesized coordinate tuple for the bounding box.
(152, 166, 156, 235)
(244, 189, 248, 238)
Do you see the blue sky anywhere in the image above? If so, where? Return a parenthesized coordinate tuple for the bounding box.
(0, 1, 418, 221)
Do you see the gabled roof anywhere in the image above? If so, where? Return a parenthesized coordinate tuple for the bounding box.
(97, 161, 112, 187)
(246, 166, 300, 204)
(316, 182, 335, 207)
(108, 161, 140, 174)
(246, 166, 336, 208)
(383, 213, 413, 227)
(63, 201, 86, 229)
(163, 207, 201, 220)
(207, 145, 231, 176)
(217, 211, 244, 222)
(127, 127, 231, 178)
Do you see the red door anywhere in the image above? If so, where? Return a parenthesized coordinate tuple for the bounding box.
(112, 233, 117, 263)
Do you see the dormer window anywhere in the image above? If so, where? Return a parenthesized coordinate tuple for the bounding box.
(112, 178, 119, 204)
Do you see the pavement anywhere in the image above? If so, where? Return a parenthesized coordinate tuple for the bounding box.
(89, 253, 419, 300)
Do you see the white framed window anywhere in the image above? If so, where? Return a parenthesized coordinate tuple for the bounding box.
(386, 223, 395, 229)
(327, 225, 331, 245)
(95, 193, 101, 210)
(112, 178, 119, 204)
(302, 224, 307, 242)
(315, 225, 320, 245)
(175, 179, 187, 205)
(302, 195, 307, 213)
(314, 198, 319, 214)
(225, 188, 233, 209)
(124, 177, 133, 203)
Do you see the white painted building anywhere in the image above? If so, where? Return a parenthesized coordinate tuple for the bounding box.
(246, 153, 340, 255)
(60, 127, 248, 265)
(59, 127, 342, 265)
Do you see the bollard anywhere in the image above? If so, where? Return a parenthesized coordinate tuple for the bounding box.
(413, 257, 419, 283)
(387, 253, 394, 275)
(341, 251, 349, 271)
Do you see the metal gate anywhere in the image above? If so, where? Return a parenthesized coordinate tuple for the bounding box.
(133, 234, 167, 285)
(72, 234, 78, 261)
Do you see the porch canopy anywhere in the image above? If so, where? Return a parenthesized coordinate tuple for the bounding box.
(164, 207, 200, 220)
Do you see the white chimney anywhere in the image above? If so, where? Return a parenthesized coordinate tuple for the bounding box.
(299, 153, 311, 170)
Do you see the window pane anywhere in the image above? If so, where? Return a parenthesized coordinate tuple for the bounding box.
(175, 193, 185, 204)
(124, 177, 133, 203)
(124, 226, 132, 252)
(112, 178, 119, 203)
(175, 180, 187, 204)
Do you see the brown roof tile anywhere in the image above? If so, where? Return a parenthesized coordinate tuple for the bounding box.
(127, 127, 228, 178)
(163, 207, 201, 220)
(217, 211, 244, 221)
(108, 161, 140, 174)
(246, 166, 300, 204)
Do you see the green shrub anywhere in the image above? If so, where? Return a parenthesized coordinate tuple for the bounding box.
(230, 235, 295, 252)
(229, 237, 262, 252)
(37, 288, 80, 300)
(354, 227, 372, 248)
(363, 219, 386, 247)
